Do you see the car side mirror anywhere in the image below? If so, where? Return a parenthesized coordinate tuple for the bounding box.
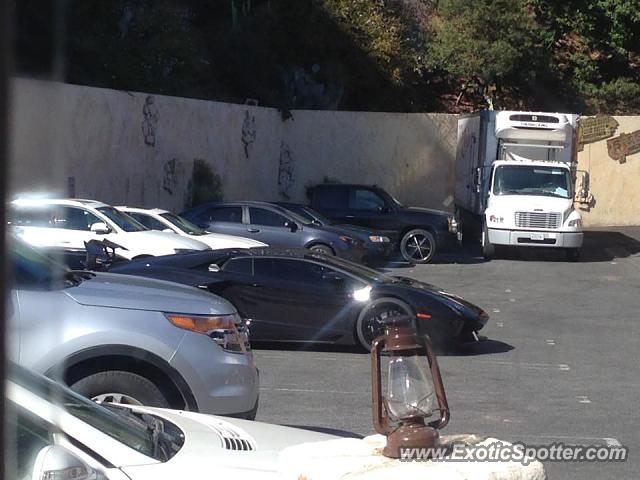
(90, 222, 111, 235)
(162, 228, 176, 233)
(377, 205, 390, 213)
(32, 445, 100, 480)
(284, 221, 298, 232)
(208, 263, 221, 273)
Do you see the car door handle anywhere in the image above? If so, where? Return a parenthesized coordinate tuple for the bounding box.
(345, 215, 355, 219)
(247, 228, 260, 233)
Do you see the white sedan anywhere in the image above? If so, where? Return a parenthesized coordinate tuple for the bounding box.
(9, 198, 210, 260)
(118, 206, 267, 250)
(6, 364, 337, 480)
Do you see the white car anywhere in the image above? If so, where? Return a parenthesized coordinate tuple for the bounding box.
(118, 206, 267, 250)
(6, 364, 337, 480)
(9, 198, 210, 260)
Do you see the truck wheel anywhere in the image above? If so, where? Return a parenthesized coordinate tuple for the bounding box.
(70, 371, 170, 407)
(481, 223, 495, 259)
(565, 248, 580, 262)
(400, 229, 436, 264)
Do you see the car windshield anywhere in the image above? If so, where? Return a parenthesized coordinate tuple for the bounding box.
(9, 364, 162, 460)
(97, 206, 148, 232)
(10, 238, 72, 289)
(321, 255, 396, 283)
(160, 212, 207, 235)
(282, 205, 332, 226)
(493, 165, 572, 199)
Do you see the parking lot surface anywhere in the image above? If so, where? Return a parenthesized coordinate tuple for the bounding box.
(254, 227, 640, 479)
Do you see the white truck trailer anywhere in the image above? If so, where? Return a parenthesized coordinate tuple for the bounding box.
(455, 110, 588, 261)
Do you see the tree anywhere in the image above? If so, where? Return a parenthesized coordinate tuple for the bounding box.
(427, 0, 542, 108)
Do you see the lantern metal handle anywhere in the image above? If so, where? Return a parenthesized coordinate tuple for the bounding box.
(371, 336, 392, 435)
(421, 334, 450, 430)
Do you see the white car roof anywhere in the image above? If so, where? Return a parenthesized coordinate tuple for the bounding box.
(117, 206, 170, 215)
(11, 198, 110, 209)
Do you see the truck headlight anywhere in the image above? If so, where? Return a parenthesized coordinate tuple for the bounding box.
(489, 214, 504, 224)
(368, 235, 390, 243)
(568, 218, 583, 227)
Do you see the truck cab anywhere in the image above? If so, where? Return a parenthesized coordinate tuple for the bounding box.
(455, 111, 586, 261)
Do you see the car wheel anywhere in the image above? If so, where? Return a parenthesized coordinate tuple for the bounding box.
(355, 297, 414, 351)
(400, 229, 436, 264)
(70, 371, 170, 407)
(309, 244, 334, 256)
(481, 222, 495, 259)
(565, 248, 580, 262)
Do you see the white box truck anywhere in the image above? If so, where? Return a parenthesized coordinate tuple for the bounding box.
(455, 110, 589, 261)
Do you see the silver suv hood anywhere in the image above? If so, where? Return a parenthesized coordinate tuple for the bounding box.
(63, 272, 234, 315)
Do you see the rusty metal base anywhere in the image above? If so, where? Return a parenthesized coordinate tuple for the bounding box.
(383, 423, 440, 459)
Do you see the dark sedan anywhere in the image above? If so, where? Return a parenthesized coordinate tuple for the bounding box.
(180, 201, 369, 262)
(272, 202, 395, 263)
(110, 248, 488, 351)
(308, 184, 461, 264)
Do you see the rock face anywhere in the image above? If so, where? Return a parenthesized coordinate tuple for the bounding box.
(278, 434, 546, 480)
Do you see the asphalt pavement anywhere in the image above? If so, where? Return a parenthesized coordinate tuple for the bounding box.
(253, 227, 640, 479)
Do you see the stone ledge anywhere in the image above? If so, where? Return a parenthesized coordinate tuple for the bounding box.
(278, 434, 546, 480)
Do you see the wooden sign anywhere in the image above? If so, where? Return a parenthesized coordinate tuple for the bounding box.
(607, 130, 640, 164)
(577, 115, 619, 151)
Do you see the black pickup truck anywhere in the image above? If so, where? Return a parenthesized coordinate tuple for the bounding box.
(307, 184, 460, 264)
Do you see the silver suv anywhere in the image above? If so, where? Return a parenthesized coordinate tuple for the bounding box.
(7, 239, 259, 419)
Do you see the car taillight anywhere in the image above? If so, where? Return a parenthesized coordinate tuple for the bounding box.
(164, 313, 250, 352)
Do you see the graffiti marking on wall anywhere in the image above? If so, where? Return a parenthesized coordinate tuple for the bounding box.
(607, 130, 640, 164)
(142, 95, 159, 146)
(277, 141, 295, 199)
(163, 158, 178, 194)
(577, 115, 619, 151)
(241, 110, 256, 158)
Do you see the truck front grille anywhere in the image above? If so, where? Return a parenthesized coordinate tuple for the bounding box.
(515, 211, 561, 229)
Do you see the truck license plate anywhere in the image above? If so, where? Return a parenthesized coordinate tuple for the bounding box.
(530, 233, 545, 241)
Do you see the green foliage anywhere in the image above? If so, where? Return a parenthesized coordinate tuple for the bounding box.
(13, 0, 640, 113)
(427, 0, 540, 88)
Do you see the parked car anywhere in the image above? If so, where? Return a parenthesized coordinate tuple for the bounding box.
(6, 364, 337, 480)
(117, 206, 268, 250)
(110, 247, 489, 351)
(7, 238, 259, 419)
(307, 184, 461, 264)
(9, 198, 209, 260)
(272, 202, 394, 263)
(180, 201, 368, 263)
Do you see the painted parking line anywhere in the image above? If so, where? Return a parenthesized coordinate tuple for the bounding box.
(471, 359, 570, 371)
(504, 434, 623, 447)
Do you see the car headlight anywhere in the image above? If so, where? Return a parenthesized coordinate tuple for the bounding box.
(447, 216, 458, 233)
(488, 214, 505, 224)
(368, 235, 390, 243)
(568, 218, 583, 227)
(164, 313, 250, 352)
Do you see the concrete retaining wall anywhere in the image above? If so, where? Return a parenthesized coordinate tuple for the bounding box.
(8, 78, 639, 227)
(9, 78, 457, 214)
(577, 116, 640, 227)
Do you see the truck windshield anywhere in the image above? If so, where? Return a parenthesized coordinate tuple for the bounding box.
(493, 165, 572, 199)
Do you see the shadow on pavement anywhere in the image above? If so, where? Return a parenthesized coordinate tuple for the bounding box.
(446, 338, 515, 357)
(252, 341, 363, 354)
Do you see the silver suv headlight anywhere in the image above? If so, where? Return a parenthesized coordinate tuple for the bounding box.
(164, 312, 250, 352)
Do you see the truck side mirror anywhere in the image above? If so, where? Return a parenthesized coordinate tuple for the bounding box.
(576, 170, 590, 201)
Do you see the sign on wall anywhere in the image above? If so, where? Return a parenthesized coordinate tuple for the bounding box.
(607, 130, 640, 164)
(577, 115, 619, 151)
